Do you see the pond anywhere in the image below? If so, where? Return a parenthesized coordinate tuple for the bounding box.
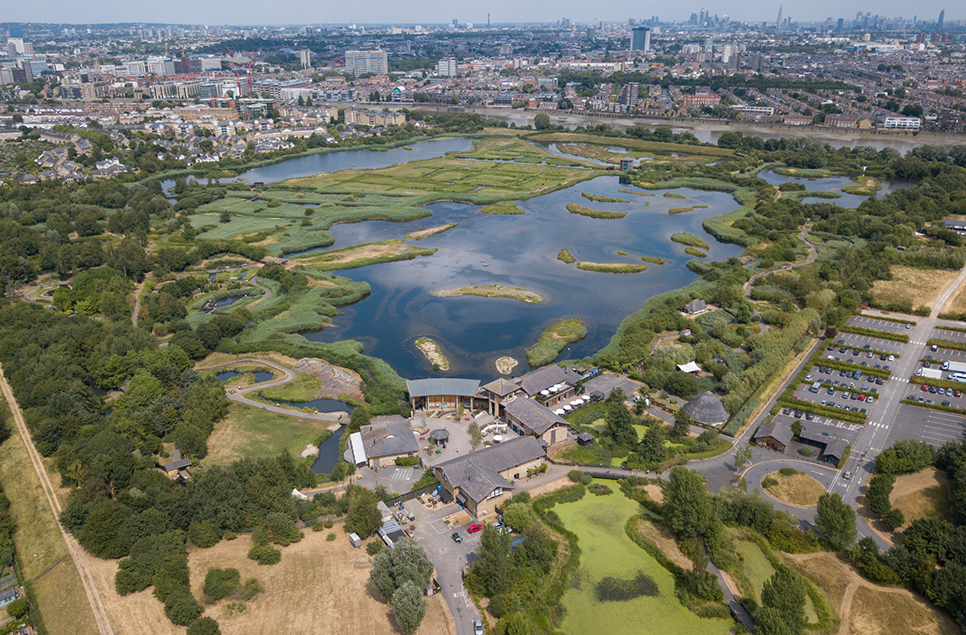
(300, 175, 744, 381)
(161, 137, 473, 193)
(216, 371, 242, 382)
(758, 169, 911, 209)
(312, 429, 345, 474)
(261, 396, 352, 414)
(253, 371, 274, 383)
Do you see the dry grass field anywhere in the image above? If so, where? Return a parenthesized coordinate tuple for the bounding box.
(630, 518, 691, 569)
(762, 471, 827, 507)
(890, 467, 952, 530)
(942, 274, 966, 315)
(0, 400, 99, 635)
(871, 266, 959, 310)
(785, 552, 958, 635)
(84, 530, 456, 635)
(205, 403, 333, 466)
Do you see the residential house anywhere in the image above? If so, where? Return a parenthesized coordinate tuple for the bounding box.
(684, 299, 707, 315)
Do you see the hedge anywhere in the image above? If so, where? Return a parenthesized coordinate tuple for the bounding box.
(900, 399, 966, 416)
(909, 376, 966, 391)
(839, 325, 909, 343)
(937, 326, 966, 334)
(776, 397, 866, 424)
(927, 338, 966, 353)
(836, 444, 852, 470)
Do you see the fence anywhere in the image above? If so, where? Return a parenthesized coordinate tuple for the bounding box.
(384, 484, 439, 507)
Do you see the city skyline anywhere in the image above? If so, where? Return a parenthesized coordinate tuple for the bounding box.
(2, 1, 958, 28)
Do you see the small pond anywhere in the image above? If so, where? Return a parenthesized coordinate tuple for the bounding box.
(262, 396, 352, 413)
(216, 371, 242, 382)
(312, 430, 345, 474)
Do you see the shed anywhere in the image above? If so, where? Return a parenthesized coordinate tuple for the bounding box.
(348, 431, 368, 466)
(682, 391, 730, 426)
(377, 501, 393, 523)
(677, 361, 701, 374)
(349, 533, 362, 548)
(429, 429, 450, 446)
(753, 421, 793, 453)
(576, 432, 595, 446)
(684, 299, 708, 315)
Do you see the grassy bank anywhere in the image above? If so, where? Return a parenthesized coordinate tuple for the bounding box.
(296, 240, 437, 271)
(577, 262, 648, 274)
(558, 248, 577, 264)
(481, 202, 526, 214)
(414, 337, 450, 371)
(526, 317, 588, 367)
(567, 203, 626, 220)
(432, 285, 545, 304)
(671, 233, 711, 250)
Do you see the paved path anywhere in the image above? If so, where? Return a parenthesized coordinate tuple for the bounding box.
(0, 364, 115, 635)
(196, 358, 346, 423)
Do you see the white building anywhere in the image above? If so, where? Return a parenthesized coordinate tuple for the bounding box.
(437, 58, 458, 77)
(882, 116, 921, 130)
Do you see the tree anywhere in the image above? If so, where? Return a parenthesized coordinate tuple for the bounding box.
(754, 607, 796, 635)
(344, 486, 381, 538)
(664, 467, 711, 539)
(733, 443, 753, 472)
(369, 537, 434, 601)
(533, 113, 551, 130)
(203, 567, 240, 602)
(815, 493, 856, 550)
(5, 598, 28, 619)
(391, 581, 427, 635)
(637, 425, 666, 463)
(673, 408, 693, 438)
(605, 399, 637, 448)
(761, 565, 807, 634)
(502, 502, 534, 533)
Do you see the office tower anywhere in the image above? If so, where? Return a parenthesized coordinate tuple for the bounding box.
(630, 27, 651, 53)
(345, 50, 388, 76)
(776, 5, 783, 27)
(300, 49, 311, 69)
(937, 10, 945, 30)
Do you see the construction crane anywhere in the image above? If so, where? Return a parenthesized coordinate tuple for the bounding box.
(226, 46, 242, 97)
(246, 52, 255, 96)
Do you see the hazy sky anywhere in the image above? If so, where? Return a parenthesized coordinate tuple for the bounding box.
(5, 0, 954, 27)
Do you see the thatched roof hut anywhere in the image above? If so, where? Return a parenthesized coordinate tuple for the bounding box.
(683, 391, 729, 426)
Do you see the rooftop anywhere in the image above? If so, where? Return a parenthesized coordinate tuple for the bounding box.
(407, 378, 481, 399)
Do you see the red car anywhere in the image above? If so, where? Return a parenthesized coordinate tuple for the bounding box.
(468, 524, 482, 534)
(922, 384, 929, 391)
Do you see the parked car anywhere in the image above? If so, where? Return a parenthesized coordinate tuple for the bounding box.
(468, 524, 482, 534)
(794, 410, 803, 418)
(955, 390, 962, 398)
(783, 407, 791, 415)
(888, 355, 895, 362)
(943, 400, 951, 407)
(452, 532, 462, 543)
(906, 323, 912, 329)
(866, 397, 874, 405)
(805, 412, 814, 420)
(474, 619, 484, 635)
(863, 344, 871, 350)
(922, 385, 930, 392)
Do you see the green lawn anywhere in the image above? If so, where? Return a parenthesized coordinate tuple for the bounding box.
(259, 371, 322, 401)
(206, 402, 332, 465)
(556, 481, 733, 635)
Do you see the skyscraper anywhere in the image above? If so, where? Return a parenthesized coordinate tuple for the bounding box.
(937, 10, 945, 30)
(630, 27, 651, 53)
(776, 5, 783, 28)
(300, 49, 311, 69)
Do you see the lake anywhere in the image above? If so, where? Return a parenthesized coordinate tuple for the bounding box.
(757, 169, 911, 208)
(300, 175, 745, 381)
(161, 137, 472, 193)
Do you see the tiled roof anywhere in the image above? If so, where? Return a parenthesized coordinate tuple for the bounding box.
(504, 397, 570, 436)
(435, 436, 546, 503)
(361, 420, 419, 458)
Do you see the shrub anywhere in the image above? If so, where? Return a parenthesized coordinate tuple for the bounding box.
(187, 617, 222, 635)
(242, 578, 263, 601)
(188, 520, 222, 548)
(779, 467, 800, 477)
(327, 533, 337, 541)
(762, 477, 779, 488)
(394, 456, 420, 467)
(882, 508, 905, 530)
(312, 521, 327, 532)
(798, 448, 813, 457)
(568, 470, 592, 485)
(224, 532, 237, 541)
(5, 598, 28, 619)
(247, 544, 281, 565)
(367, 540, 384, 555)
(164, 589, 203, 626)
(203, 567, 240, 603)
(324, 519, 334, 528)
